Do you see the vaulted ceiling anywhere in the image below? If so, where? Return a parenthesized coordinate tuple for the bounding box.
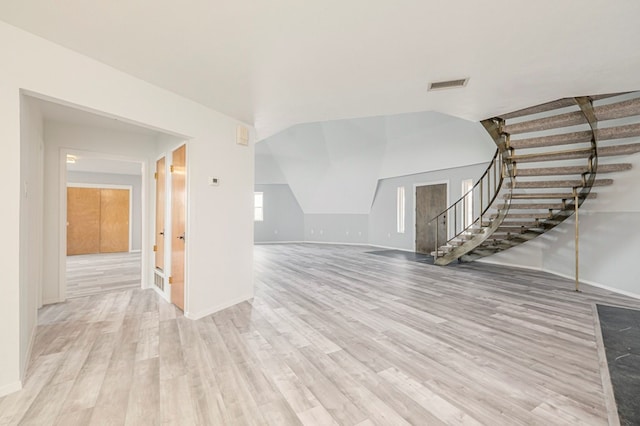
(2, 1, 640, 139)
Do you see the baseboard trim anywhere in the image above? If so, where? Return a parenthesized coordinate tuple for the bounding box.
(367, 244, 415, 253)
(129, 249, 141, 253)
(546, 270, 640, 300)
(476, 258, 543, 272)
(21, 323, 37, 382)
(185, 293, 254, 321)
(254, 241, 305, 244)
(0, 380, 22, 398)
(42, 298, 64, 306)
(476, 259, 640, 300)
(300, 240, 370, 246)
(255, 240, 370, 246)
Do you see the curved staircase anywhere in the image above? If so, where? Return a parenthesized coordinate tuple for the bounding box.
(430, 91, 640, 265)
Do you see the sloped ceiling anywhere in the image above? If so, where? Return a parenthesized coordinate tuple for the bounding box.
(2, 1, 640, 139)
(260, 111, 495, 214)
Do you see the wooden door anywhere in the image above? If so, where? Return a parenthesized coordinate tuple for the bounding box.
(99, 189, 130, 253)
(416, 183, 447, 254)
(171, 145, 187, 311)
(155, 157, 166, 270)
(67, 187, 101, 255)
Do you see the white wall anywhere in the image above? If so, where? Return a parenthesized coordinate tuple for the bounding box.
(18, 95, 44, 384)
(255, 142, 288, 184)
(539, 153, 640, 296)
(261, 111, 495, 216)
(254, 184, 304, 242)
(369, 163, 489, 251)
(380, 111, 495, 178)
(0, 21, 254, 396)
(266, 117, 387, 214)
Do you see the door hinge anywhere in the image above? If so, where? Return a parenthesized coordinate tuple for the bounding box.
(154, 172, 158, 180)
(168, 276, 173, 284)
(170, 165, 174, 173)
(153, 245, 157, 252)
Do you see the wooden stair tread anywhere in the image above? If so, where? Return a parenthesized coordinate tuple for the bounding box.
(510, 122, 640, 150)
(504, 98, 640, 135)
(510, 123, 640, 149)
(497, 98, 576, 120)
(504, 111, 585, 135)
(516, 163, 631, 176)
(591, 92, 631, 101)
(491, 212, 551, 219)
(510, 147, 592, 163)
(506, 179, 613, 189)
(498, 203, 565, 210)
(595, 97, 640, 121)
(495, 226, 544, 233)
(599, 143, 640, 157)
(504, 192, 597, 199)
(510, 130, 591, 149)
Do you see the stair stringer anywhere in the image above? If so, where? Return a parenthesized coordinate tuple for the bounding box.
(434, 96, 603, 265)
(433, 119, 516, 265)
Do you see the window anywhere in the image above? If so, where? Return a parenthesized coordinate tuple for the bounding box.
(254, 192, 264, 221)
(396, 186, 405, 233)
(461, 179, 473, 228)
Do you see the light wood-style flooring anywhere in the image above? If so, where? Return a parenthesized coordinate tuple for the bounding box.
(2, 243, 639, 425)
(66, 252, 141, 299)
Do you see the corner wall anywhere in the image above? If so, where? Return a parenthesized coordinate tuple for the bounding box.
(18, 96, 43, 384)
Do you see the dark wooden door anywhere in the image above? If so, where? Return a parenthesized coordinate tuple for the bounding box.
(416, 183, 447, 254)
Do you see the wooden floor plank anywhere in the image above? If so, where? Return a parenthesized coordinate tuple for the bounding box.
(2, 243, 639, 425)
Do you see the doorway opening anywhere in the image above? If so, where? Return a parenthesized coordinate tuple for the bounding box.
(415, 182, 448, 254)
(65, 158, 143, 299)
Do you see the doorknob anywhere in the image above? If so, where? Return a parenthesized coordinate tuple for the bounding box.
(159, 231, 165, 236)
(178, 233, 185, 241)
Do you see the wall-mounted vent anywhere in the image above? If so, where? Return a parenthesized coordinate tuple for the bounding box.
(428, 78, 469, 91)
(154, 270, 164, 291)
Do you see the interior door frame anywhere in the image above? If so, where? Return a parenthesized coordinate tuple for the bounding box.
(59, 148, 147, 302)
(413, 180, 449, 252)
(169, 143, 189, 312)
(153, 152, 172, 302)
(66, 183, 133, 253)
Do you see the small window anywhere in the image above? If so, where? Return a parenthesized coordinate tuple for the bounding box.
(462, 179, 473, 228)
(396, 186, 405, 233)
(254, 192, 264, 221)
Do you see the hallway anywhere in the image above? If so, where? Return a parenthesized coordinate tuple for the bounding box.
(66, 252, 141, 299)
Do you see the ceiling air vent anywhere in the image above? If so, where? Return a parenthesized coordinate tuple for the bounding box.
(428, 78, 469, 91)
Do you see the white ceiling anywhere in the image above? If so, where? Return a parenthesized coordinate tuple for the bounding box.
(3, 1, 640, 139)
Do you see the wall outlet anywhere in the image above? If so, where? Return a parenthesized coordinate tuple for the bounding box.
(208, 177, 219, 186)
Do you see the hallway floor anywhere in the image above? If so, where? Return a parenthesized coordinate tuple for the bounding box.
(66, 252, 141, 299)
